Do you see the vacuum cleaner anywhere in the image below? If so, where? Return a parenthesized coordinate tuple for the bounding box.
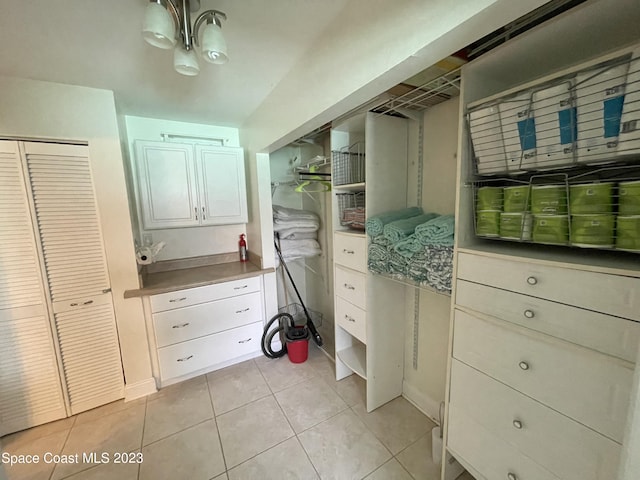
(261, 236, 323, 362)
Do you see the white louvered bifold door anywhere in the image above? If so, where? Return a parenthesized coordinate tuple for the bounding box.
(24, 142, 124, 415)
(0, 140, 66, 436)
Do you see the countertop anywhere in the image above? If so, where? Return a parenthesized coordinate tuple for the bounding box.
(124, 260, 274, 298)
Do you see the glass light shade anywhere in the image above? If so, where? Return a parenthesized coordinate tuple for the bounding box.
(174, 48, 200, 76)
(142, 2, 176, 49)
(201, 22, 228, 64)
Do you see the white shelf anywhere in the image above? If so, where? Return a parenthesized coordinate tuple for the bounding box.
(334, 182, 365, 191)
(334, 228, 366, 237)
(336, 344, 367, 379)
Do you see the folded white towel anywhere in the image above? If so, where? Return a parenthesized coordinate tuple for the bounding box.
(275, 239, 322, 262)
(273, 218, 320, 230)
(273, 204, 319, 221)
(275, 226, 319, 239)
(279, 231, 318, 240)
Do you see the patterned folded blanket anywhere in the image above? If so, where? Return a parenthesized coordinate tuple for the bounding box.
(365, 207, 423, 237)
(383, 213, 439, 243)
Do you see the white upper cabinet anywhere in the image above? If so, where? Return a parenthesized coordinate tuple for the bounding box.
(134, 141, 247, 230)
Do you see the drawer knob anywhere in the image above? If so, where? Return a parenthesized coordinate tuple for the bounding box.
(177, 355, 193, 362)
(513, 419, 523, 429)
(344, 283, 355, 290)
(169, 297, 187, 303)
(519, 361, 530, 371)
(343, 249, 355, 255)
(507, 474, 517, 480)
(526, 276, 538, 285)
(172, 322, 190, 329)
(524, 309, 535, 319)
(345, 314, 356, 323)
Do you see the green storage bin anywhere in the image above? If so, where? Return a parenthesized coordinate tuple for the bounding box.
(477, 187, 503, 211)
(531, 185, 568, 215)
(532, 215, 569, 245)
(503, 185, 531, 213)
(569, 182, 614, 214)
(619, 181, 640, 216)
(476, 210, 500, 237)
(616, 216, 640, 251)
(570, 214, 615, 248)
(500, 213, 532, 240)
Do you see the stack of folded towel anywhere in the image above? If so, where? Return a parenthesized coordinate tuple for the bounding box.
(366, 207, 455, 293)
(273, 205, 322, 261)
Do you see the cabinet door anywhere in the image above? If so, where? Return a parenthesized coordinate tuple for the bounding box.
(135, 141, 199, 229)
(0, 141, 67, 436)
(196, 145, 247, 225)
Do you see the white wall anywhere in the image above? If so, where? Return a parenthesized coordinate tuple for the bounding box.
(123, 116, 245, 261)
(0, 75, 154, 394)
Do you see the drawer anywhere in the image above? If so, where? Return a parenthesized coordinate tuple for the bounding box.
(153, 291, 263, 347)
(335, 265, 366, 309)
(448, 405, 561, 480)
(334, 232, 367, 272)
(157, 321, 262, 380)
(150, 276, 261, 313)
(456, 252, 639, 321)
(450, 359, 620, 480)
(456, 279, 640, 362)
(453, 309, 633, 442)
(335, 296, 367, 344)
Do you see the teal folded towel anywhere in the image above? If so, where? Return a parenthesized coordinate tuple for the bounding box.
(368, 243, 390, 263)
(393, 234, 423, 258)
(366, 207, 423, 237)
(371, 235, 393, 247)
(383, 213, 439, 243)
(415, 214, 455, 245)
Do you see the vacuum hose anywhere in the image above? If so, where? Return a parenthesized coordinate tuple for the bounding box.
(261, 312, 294, 359)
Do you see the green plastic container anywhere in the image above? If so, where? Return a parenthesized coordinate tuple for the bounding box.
(500, 213, 532, 240)
(531, 185, 568, 215)
(569, 182, 614, 214)
(570, 214, 615, 248)
(476, 210, 500, 237)
(616, 216, 640, 251)
(532, 215, 569, 245)
(619, 181, 640, 216)
(503, 185, 531, 213)
(477, 187, 503, 211)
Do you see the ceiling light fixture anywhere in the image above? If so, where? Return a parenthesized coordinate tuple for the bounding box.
(142, 0, 228, 76)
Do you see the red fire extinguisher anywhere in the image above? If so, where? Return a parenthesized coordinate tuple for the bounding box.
(239, 234, 248, 262)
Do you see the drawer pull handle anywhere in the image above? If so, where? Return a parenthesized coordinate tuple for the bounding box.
(177, 355, 193, 362)
(172, 322, 190, 329)
(507, 474, 517, 480)
(526, 276, 538, 285)
(238, 338, 252, 344)
(524, 309, 535, 319)
(345, 314, 356, 323)
(519, 361, 530, 371)
(344, 283, 355, 290)
(70, 302, 78, 307)
(83, 300, 94, 305)
(169, 297, 187, 303)
(513, 419, 523, 429)
(236, 308, 250, 314)
(234, 285, 248, 290)
(343, 249, 355, 255)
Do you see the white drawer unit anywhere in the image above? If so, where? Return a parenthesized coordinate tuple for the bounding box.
(456, 252, 639, 321)
(335, 296, 367, 344)
(450, 359, 621, 480)
(456, 279, 640, 362)
(150, 276, 261, 313)
(335, 265, 367, 309)
(334, 232, 367, 272)
(453, 309, 633, 443)
(157, 321, 262, 380)
(153, 291, 263, 347)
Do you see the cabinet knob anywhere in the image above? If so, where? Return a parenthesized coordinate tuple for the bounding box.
(344, 283, 355, 290)
(345, 314, 356, 323)
(507, 473, 517, 480)
(519, 361, 530, 371)
(343, 249, 355, 255)
(524, 309, 535, 319)
(513, 419, 523, 429)
(194, 207, 198, 221)
(172, 322, 190, 329)
(526, 276, 538, 285)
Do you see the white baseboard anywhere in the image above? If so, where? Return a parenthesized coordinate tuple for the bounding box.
(124, 377, 157, 401)
(402, 380, 443, 425)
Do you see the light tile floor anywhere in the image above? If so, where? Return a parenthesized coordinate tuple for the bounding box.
(0, 346, 476, 480)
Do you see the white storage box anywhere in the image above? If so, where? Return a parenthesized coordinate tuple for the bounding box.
(499, 92, 537, 173)
(619, 48, 640, 157)
(533, 80, 576, 169)
(469, 105, 508, 175)
(576, 61, 629, 163)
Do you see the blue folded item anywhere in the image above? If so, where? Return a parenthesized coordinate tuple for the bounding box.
(393, 234, 423, 258)
(365, 207, 423, 237)
(383, 213, 439, 243)
(415, 215, 455, 245)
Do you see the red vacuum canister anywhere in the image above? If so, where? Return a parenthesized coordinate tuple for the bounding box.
(239, 234, 248, 262)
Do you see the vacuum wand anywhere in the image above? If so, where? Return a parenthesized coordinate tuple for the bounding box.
(274, 237, 323, 347)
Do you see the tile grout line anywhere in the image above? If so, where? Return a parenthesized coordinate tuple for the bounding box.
(205, 372, 229, 476)
(48, 415, 77, 480)
(137, 396, 148, 480)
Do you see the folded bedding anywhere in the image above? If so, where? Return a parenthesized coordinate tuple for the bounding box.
(368, 243, 390, 263)
(383, 213, 439, 243)
(393, 234, 423, 258)
(273, 204, 319, 221)
(365, 207, 423, 237)
(415, 215, 455, 245)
